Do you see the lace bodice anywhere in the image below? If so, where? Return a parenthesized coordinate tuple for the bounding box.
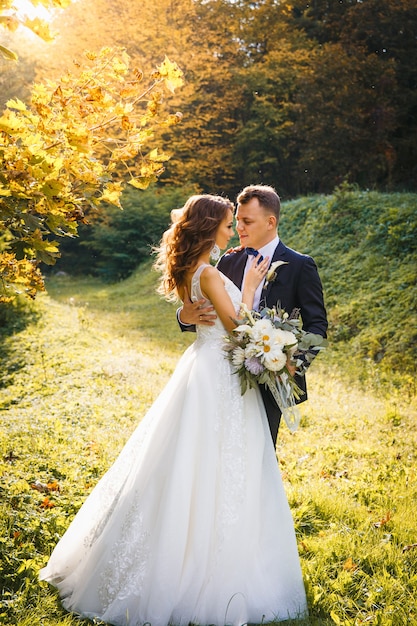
(191, 264, 242, 344)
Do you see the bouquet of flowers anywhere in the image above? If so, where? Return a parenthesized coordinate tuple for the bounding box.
(223, 303, 327, 431)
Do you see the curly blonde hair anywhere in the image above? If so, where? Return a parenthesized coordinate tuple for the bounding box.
(154, 194, 234, 300)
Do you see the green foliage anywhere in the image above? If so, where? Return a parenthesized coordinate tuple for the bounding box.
(55, 185, 196, 281)
(279, 187, 417, 385)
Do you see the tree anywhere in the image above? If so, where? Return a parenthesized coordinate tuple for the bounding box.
(276, 0, 417, 191)
(4, 0, 416, 199)
(157, 0, 248, 195)
(0, 48, 183, 302)
(223, 0, 416, 196)
(288, 43, 398, 194)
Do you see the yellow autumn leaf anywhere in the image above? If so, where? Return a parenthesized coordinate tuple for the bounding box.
(111, 55, 130, 75)
(0, 44, 18, 61)
(121, 115, 134, 131)
(0, 14, 19, 32)
(0, 111, 25, 133)
(155, 56, 184, 94)
(24, 17, 55, 42)
(43, 0, 72, 8)
(41, 180, 67, 197)
(111, 144, 139, 162)
(140, 160, 165, 177)
(6, 98, 27, 111)
(38, 240, 60, 254)
(148, 148, 171, 162)
(100, 187, 123, 207)
(67, 131, 90, 152)
(114, 102, 134, 116)
(162, 111, 183, 126)
(31, 83, 53, 106)
(127, 177, 153, 190)
(343, 557, 358, 572)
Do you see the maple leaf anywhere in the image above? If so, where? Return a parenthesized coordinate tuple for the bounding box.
(24, 17, 55, 42)
(46, 481, 60, 492)
(40, 496, 55, 508)
(100, 183, 123, 207)
(155, 56, 184, 94)
(343, 557, 358, 572)
(6, 98, 27, 111)
(148, 148, 171, 162)
(127, 177, 152, 190)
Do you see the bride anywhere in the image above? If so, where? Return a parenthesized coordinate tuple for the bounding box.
(40, 194, 308, 625)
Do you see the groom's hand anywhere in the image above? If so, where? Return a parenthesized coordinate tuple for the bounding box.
(179, 286, 217, 326)
(286, 355, 297, 377)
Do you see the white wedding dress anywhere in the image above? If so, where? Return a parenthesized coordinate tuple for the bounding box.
(40, 265, 307, 626)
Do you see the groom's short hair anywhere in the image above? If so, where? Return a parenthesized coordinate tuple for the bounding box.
(237, 185, 281, 222)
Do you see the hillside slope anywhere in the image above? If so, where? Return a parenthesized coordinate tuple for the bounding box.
(279, 188, 416, 390)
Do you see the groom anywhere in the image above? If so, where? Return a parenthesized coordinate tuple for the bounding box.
(178, 184, 328, 445)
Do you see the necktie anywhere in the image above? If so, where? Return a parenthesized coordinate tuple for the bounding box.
(245, 247, 264, 264)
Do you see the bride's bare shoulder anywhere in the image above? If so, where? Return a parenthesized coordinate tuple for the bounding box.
(199, 265, 225, 295)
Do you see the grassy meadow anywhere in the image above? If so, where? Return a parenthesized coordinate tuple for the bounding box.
(1, 188, 417, 625)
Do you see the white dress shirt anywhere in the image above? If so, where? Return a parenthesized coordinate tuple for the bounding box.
(242, 236, 280, 311)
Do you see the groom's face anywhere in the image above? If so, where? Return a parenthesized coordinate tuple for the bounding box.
(235, 197, 277, 250)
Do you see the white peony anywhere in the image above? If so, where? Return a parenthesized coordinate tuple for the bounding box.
(274, 329, 298, 350)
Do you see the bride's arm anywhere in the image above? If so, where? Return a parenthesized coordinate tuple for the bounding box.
(200, 259, 269, 332)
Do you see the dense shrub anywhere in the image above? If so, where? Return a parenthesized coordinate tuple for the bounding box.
(54, 186, 195, 281)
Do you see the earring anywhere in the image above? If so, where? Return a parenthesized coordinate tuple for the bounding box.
(210, 244, 220, 261)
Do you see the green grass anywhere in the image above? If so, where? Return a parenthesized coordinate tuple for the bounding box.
(1, 265, 416, 625)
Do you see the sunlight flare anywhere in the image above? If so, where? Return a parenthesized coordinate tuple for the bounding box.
(12, 0, 54, 22)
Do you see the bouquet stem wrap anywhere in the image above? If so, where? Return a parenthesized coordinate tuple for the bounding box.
(265, 373, 301, 433)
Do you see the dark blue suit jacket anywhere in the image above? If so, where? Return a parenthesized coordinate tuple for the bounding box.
(218, 241, 328, 337)
(217, 241, 328, 443)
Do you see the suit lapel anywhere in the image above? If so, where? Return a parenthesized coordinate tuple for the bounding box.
(262, 241, 289, 307)
(229, 250, 247, 288)
(270, 240, 288, 262)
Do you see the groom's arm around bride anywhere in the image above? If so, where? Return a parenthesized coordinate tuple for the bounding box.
(178, 184, 328, 444)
